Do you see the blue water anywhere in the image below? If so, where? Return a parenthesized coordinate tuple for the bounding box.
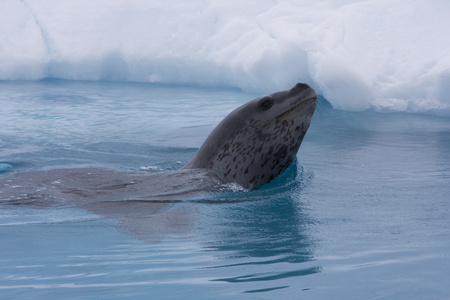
(1, 80, 450, 299)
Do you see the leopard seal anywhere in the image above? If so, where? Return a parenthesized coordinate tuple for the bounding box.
(1, 83, 316, 205)
(184, 82, 317, 189)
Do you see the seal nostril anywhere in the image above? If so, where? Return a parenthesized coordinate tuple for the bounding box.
(296, 83, 310, 89)
(288, 83, 312, 97)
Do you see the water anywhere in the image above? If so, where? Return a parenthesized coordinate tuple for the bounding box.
(1, 80, 450, 299)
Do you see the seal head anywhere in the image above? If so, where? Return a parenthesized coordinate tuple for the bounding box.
(184, 83, 317, 189)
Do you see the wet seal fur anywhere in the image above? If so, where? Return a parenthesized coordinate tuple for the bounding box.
(184, 82, 317, 189)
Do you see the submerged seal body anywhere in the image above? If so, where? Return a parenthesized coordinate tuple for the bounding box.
(184, 82, 317, 189)
(1, 83, 316, 205)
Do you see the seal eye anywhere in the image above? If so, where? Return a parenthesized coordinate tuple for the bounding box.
(260, 99, 273, 111)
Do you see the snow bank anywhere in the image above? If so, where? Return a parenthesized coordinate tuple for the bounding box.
(1, 0, 449, 113)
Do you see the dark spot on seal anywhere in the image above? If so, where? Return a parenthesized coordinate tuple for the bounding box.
(256, 145, 263, 153)
(270, 161, 280, 170)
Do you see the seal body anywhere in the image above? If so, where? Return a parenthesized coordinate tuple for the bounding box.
(1, 83, 316, 205)
(184, 83, 317, 189)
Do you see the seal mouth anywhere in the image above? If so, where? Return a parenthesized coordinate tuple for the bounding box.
(276, 95, 317, 120)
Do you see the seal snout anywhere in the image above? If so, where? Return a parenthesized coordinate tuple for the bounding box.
(293, 82, 311, 90)
(288, 82, 316, 98)
(287, 83, 317, 105)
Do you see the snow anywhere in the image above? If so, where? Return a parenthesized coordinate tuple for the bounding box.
(1, 0, 449, 113)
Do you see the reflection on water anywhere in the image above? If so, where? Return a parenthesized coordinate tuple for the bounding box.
(203, 197, 314, 262)
(72, 162, 320, 292)
(195, 163, 321, 288)
(1, 155, 320, 295)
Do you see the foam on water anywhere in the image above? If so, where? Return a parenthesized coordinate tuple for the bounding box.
(1, 0, 449, 113)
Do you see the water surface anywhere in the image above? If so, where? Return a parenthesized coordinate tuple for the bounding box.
(1, 80, 449, 299)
